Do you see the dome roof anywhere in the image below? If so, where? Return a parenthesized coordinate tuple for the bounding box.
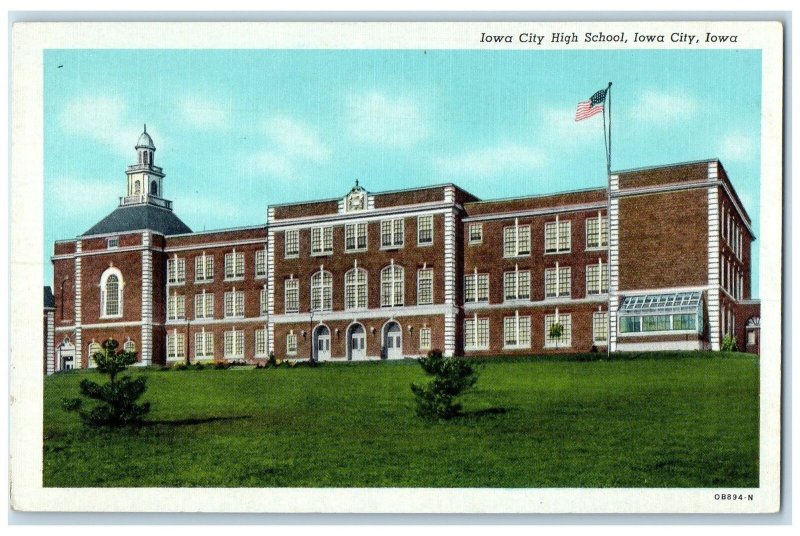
(135, 125, 156, 150)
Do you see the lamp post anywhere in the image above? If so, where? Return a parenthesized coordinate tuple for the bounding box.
(308, 310, 316, 364)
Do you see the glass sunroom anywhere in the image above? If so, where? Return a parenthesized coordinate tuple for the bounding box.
(618, 291, 704, 334)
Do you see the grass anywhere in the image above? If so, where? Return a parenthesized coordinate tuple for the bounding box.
(43, 352, 759, 488)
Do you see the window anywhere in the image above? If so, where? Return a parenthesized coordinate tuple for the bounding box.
(545, 220, 571, 253)
(167, 294, 185, 320)
(284, 278, 299, 313)
(123, 339, 136, 353)
(380, 264, 405, 307)
(259, 287, 268, 316)
(585, 262, 609, 295)
(100, 268, 123, 318)
(503, 222, 531, 257)
(469, 224, 483, 244)
(618, 292, 703, 334)
(311, 270, 333, 312)
(224, 290, 245, 318)
(345, 268, 368, 310)
(417, 215, 433, 245)
(311, 227, 334, 255)
(285, 229, 300, 258)
(194, 291, 214, 319)
(255, 249, 267, 278)
(195, 253, 214, 282)
(381, 219, 404, 248)
(107, 236, 119, 249)
(464, 272, 489, 302)
(286, 331, 298, 356)
(503, 269, 531, 301)
(87, 341, 102, 367)
(585, 215, 609, 249)
(255, 328, 268, 357)
(747, 330, 756, 346)
(419, 327, 432, 351)
(464, 317, 489, 350)
(166, 332, 185, 361)
(593, 312, 609, 343)
(224, 251, 245, 280)
(504, 313, 531, 349)
(167, 257, 186, 284)
(194, 331, 214, 359)
(417, 268, 434, 305)
(345, 223, 368, 252)
(544, 314, 572, 348)
(544, 265, 571, 298)
(224, 330, 245, 359)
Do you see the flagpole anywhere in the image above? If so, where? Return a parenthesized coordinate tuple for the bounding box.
(604, 82, 612, 360)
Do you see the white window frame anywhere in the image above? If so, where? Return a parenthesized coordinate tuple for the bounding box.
(585, 261, 609, 296)
(503, 311, 531, 349)
(417, 215, 433, 246)
(311, 226, 334, 256)
(380, 262, 405, 307)
(311, 270, 333, 312)
(544, 313, 572, 348)
(224, 250, 245, 281)
(259, 287, 268, 317)
(224, 289, 245, 319)
(380, 218, 405, 249)
(544, 264, 571, 299)
(166, 331, 185, 361)
(224, 329, 245, 359)
(464, 316, 489, 351)
(464, 271, 489, 302)
(194, 330, 214, 360)
(107, 236, 119, 249)
(286, 330, 298, 356)
(345, 222, 368, 252)
(585, 213, 609, 250)
(345, 267, 368, 310)
(503, 266, 531, 301)
(255, 248, 267, 278)
(544, 218, 571, 254)
(194, 291, 214, 320)
(468, 223, 483, 245)
(255, 328, 268, 358)
(167, 293, 185, 321)
(284, 277, 299, 313)
(167, 256, 186, 285)
(123, 339, 136, 353)
(503, 219, 531, 258)
(419, 327, 432, 351)
(194, 252, 214, 283)
(593, 311, 609, 344)
(99, 267, 124, 319)
(284, 229, 300, 258)
(417, 268, 434, 305)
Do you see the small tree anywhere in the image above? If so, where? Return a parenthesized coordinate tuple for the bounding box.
(721, 334, 739, 352)
(62, 338, 151, 427)
(410, 350, 478, 420)
(549, 322, 564, 349)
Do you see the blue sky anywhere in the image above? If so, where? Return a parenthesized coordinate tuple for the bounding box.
(44, 49, 762, 296)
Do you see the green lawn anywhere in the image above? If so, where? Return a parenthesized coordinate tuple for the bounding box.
(43, 352, 759, 488)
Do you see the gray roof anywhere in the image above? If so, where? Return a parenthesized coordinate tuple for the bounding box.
(83, 204, 192, 237)
(44, 286, 55, 309)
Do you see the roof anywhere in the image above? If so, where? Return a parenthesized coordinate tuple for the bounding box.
(83, 203, 192, 237)
(619, 291, 702, 316)
(44, 286, 55, 309)
(136, 129, 155, 150)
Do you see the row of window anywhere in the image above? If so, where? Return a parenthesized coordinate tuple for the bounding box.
(167, 249, 267, 285)
(721, 255, 744, 300)
(167, 287, 267, 321)
(468, 215, 608, 256)
(464, 262, 609, 302)
(86, 339, 136, 361)
(721, 204, 744, 260)
(464, 311, 608, 350)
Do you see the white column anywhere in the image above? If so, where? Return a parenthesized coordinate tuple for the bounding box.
(607, 176, 619, 352)
(707, 162, 721, 351)
(74, 240, 82, 367)
(267, 208, 276, 355)
(140, 232, 153, 365)
(46, 311, 55, 375)
(443, 207, 457, 357)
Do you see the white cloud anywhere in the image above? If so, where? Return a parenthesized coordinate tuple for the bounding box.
(58, 96, 140, 156)
(247, 151, 295, 179)
(718, 132, 757, 163)
(264, 116, 330, 163)
(346, 91, 429, 147)
(434, 143, 546, 177)
(176, 94, 230, 130)
(47, 175, 120, 217)
(627, 89, 700, 124)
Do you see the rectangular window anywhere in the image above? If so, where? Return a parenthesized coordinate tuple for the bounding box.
(469, 223, 483, 244)
(194, 331, 214, 359)
(380, 218, 404, 248)
(544, 266, 571, 298)
(417, 268, 434, 305)
(311, 227, 334, 255)
(194, 292, 214, 319)
(167, 257, 186, 284)
(545, 220, 571, 253)
(224, 251, 245, 280)
(585, 216, 609, 249)
(107, 236, 119, 249)
(593, 312, 609, 343)
(259, 288, 268, 316)
(345, 223, 368, 252)
(255, 329, 267, 357)
(167, 294, 185, 321)
(417, 215, 433, 245)
(585, 263, 609, 295)
(544, 314, 572, 348)
(194, 253, 214, 282)
(503, 314, 531, 349)
(464, 273, 489, 302)
(286, 331, 298, 355)
(464, 318, 489, 350)
(503, 223, 531, 257)
(224, 291, 245, 318)
(419, 327, 432, 351)
(224, 330, 245, 359)
(284, 279, 299, 313)
(166, 332, 185, 361)
(503, 270, 531, 301)
(285, 229, 300, 258)
(255, 249, 267, 278)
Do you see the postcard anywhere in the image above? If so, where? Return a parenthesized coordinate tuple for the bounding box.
(10, 19, 783, 514)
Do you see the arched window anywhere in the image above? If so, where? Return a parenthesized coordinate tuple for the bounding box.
(100, 267, 124, 318)
(123, 339, 136, 353)
(310, 270, 333, 312)
(150, 180, 158, 197)
(345, 268, 368, 309)
(88, 341, 102, 367)
(381, 263, 405, 307)
(133, 180, 141, 195)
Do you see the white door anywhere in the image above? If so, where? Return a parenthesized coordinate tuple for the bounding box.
(314, 326, 331, 360)
(384, 322, 402, 359)
(57, 341, 75, 371)
(349, 324, 366, 360)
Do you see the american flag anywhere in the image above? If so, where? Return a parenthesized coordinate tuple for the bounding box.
(575, 88, 607, 121)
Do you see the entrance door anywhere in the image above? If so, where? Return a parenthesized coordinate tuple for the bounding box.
(384, 321, 402, 359)
(313, 325, 331, 360)
(348, 323, 366, 360)
(57, 340, 75, 371)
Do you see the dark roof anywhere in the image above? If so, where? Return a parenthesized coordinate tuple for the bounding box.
(83, 204, 192, 237)
(44, 286, 55, 309)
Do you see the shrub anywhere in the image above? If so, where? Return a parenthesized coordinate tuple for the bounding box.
(171, 361, 189, 371)
(193, 362, 205, 371)
(268, 352, 277, 368)
(62, 338, 151, 427)
(410, 350, 478, 420)
(721, 334, 739, 352)
(213, 360, 231, 370)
